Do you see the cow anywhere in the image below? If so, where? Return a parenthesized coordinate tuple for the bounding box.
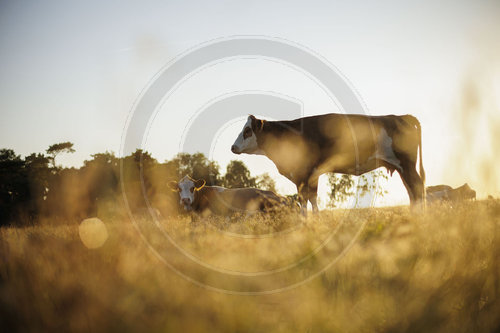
(167, 175, 289, 216)
(231, 114, 425, 214)
(427, 183, 476, 202)
(449, 183, 476, 201)
(426, 185, 453, 202)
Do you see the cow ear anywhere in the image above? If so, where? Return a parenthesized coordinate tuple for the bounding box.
(250, 115, 264, 133)
(167, 181, 179, 192)
(194, 179, 206, 190)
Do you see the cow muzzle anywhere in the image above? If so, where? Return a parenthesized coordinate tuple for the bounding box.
(231, 145, 241, 154)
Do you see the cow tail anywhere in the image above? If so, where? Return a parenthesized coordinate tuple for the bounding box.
(404, 115, 425, 184)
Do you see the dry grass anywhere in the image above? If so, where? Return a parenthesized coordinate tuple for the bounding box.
(1, 200, 500, 332)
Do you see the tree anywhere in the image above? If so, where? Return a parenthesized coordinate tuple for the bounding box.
(255, 173, 277, 193)
(121, 149, 159, 182)
(81, 154, 119, 217)
(0, 149, 29, 225)
(327, 169, 388, 208)
(327, 174, 355, 208)
(356, 170, 389, 200)
(46, 142, 75, 168)
(222, 160, 256, 188)
(166, 152, 221, 186)
(84, 151, 119, 168)
(24, 153, 52, 213)
(83, 151, 120, 200)
(130, 149, 156, 169)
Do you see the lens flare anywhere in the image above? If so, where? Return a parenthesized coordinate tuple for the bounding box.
(79, 217, 108, 249)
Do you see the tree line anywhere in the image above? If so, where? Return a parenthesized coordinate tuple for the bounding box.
(0, 143, 278, 226)
(0, 142, 387, 226)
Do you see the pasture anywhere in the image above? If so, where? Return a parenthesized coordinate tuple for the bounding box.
(1, 200, 500, 332)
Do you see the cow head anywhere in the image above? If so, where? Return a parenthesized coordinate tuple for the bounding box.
(231, 115, 265, 155)
(168, 175, 206, 211)
(461, 183, 476, 200)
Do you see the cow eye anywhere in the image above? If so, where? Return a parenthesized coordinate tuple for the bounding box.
(243, 127, 252, 139)
(190, 187, 194, 193)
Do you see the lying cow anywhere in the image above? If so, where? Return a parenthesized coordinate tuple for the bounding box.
(427, 183, 476, 202)
(450, 183, 476, 201)
(232, 114, 425, 214)
(426, 185, 453, 202)
(168, 175, 289, 216)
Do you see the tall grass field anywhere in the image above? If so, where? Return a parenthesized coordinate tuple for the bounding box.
(1, 200, 500, 332)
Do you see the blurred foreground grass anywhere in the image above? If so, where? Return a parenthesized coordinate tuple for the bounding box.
(1, 200, 500, 332)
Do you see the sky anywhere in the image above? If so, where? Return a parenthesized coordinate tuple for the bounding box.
(1, 0, 499, 206)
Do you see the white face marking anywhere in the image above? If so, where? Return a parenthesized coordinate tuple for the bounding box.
(177, 176, 196, 211)
(232, 117, 264, 155)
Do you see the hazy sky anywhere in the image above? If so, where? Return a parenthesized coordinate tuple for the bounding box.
(1, 0, 499, 205)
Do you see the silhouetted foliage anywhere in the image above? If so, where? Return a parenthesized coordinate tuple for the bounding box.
(0, 149, 29, 225)
(46, 142, 75, 168)
(327, 174, 355, 207)
(328, 170, 388, 207)
(85, 152, 119, 168)
(255, 172, 277, 193)
(81, 152, 119, 216)
(24, 153, 51, 219)
(167, 152, 221, 186)
(0, 146, 285, 226)
(222, 160, 256, 188)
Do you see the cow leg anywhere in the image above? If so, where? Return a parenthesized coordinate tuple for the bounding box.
(309, 192, 319, 214)
(398, 164, 424, 208)
(307, 176, 319, 214)
(406, 166, 424, 204)
(399, 172, 414, 203)
(297, 183, 308, 216)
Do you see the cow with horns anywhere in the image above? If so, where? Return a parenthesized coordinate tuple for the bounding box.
(168, 175, 291, 216)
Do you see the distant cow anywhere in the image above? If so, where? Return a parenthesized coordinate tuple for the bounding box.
(168, 175, 288, 216)
(427, 183, 476, 202)
(449, 183, 476, 201)
(426, 185, 453, 202)
(231, 114, 425, 214)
